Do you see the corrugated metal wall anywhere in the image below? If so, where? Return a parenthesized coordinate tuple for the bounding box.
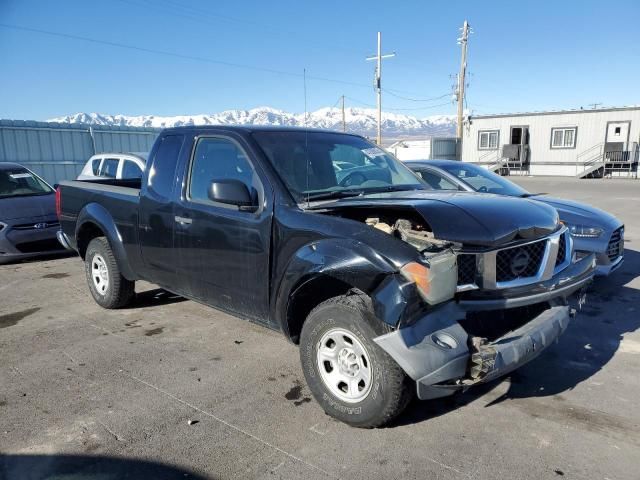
(0, 120, 160, 184)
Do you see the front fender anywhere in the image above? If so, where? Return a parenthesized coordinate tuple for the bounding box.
(274, 238, 399, 335)
(76, 203, 137, 280)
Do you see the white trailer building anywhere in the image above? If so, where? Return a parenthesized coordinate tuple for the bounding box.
(461, 106, 640, 177)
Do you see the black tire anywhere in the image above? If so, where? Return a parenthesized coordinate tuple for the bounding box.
(84, 237, 135, 309)
(299, 293, 414, 428)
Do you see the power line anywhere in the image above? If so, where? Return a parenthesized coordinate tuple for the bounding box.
(0, 23, 373, 90)
(345, 96, 452, 112)
(382, 89, 451, 103)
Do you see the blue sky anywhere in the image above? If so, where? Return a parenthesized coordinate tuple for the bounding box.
(1, 0, 639, 120)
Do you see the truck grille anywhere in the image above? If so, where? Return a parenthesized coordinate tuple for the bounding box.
(607, 227, 624, 261)
(555, 232, 566, 266)
(457, 254, 477, 285)
(495, 239, 546, 282)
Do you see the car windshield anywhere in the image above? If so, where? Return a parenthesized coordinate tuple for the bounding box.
(252, 131, 427, 202)
(438, 162, 529, 197)
(0, 167, 54, 198)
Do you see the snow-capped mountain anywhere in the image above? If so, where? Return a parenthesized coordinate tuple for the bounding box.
(48, 107, 456, 138)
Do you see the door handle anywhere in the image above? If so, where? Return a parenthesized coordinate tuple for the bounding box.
(174, 215, 192, 225)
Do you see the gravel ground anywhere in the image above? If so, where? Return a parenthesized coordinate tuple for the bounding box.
(1, 177, 639, 480)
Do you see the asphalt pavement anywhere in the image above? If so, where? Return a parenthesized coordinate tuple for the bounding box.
(1, 177, 639, 479)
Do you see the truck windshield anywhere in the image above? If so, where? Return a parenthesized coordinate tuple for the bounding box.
(252, 131, 426, 202)
(0, 168, 53, 198)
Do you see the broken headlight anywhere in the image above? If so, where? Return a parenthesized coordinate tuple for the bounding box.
(400, 250, 457, 305)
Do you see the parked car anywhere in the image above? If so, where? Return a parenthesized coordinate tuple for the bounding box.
(77, 153, 148, 180)
(406, 159, 624, 276)
(0, 163, 68, 263)
(58, 126, 595, 427)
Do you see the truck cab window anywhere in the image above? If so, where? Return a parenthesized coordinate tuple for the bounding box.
(148, 135, 184, 199)
(91, 158, 101, 175)
(99, 158, 119, 178)
(122, 160, 143, 179)
(189, 137, 254, 203)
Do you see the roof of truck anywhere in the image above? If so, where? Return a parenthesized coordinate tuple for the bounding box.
(160, 124, 364, 137)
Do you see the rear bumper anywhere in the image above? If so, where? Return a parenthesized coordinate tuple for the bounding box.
(56, 230, 73, 250)
(374, 304, 574, 400)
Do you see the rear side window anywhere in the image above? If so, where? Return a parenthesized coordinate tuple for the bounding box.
(99, 158, 119, 178)
(122, 160, 143, 179)
(91, 158, 101, 175)
(188, 137, 254, 204)
(148, 135, 184, 199)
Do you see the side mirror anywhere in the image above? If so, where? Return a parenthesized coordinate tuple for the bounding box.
(208, 179, 257, 211)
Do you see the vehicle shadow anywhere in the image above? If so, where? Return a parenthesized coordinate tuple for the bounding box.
(0, 453, 212, 480)
(0, 251, 75, 266)
(391, 248, 640, 427)
(129, 288, 187, 309)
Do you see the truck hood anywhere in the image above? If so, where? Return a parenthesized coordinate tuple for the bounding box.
(535, 196, 622, 231)
(311, 190, 560, 247)
(0, 193, 56, 221)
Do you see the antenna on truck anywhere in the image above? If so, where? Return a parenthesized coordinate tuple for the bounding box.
(304, 68, 310, 208)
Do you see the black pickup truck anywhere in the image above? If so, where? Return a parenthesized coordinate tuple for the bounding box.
(58, 126, 595, 427)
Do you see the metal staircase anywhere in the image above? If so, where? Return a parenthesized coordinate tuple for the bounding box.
(576, 143, 605, 178)
(576, 143, 639, 179)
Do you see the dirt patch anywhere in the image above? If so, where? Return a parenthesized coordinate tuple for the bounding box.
(144, 327, 164, 336)
(285, 384, 303, 401)
(0, 307, 40, 329)
(41, 273, 69, 279)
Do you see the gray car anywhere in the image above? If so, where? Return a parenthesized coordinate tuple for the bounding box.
(0, 163, 68, 264)
(406, 159, 624, 276)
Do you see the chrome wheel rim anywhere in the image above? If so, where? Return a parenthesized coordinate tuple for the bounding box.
(317, 327, 372, 403)
(91, 254, 109, 295)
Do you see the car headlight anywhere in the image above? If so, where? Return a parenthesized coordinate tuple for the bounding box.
(0, 221, 6, 232)
(565, 223, 604, 238)
(400, 250, 458, 305)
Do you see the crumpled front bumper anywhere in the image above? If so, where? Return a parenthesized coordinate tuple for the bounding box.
(373, 254, 595, 401)
(374, 303, 573, 400)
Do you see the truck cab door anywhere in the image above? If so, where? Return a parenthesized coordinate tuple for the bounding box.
(138, 134, 185, 288)
(174, 134, 272, 323)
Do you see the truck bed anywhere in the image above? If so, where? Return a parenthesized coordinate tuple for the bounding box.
(58, 179, 142, 271)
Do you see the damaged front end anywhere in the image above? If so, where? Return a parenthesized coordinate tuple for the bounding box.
(360, 212, 595, 400)
(373, 301, 576, 400)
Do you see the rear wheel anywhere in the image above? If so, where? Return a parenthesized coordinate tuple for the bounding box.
(85, 237, 134, 309)
(299, 293, 413, 428)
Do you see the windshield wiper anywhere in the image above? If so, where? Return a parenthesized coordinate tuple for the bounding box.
(304, 189, 365, 201)
(519, 192, 545, 198)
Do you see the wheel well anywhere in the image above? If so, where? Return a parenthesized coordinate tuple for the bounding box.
(286, 275, 355, 344)
(77, 222, 105, 259)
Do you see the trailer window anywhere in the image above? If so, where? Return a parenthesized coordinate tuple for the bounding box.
(551, 127, 577, 149)
(478, 130, 499, 150)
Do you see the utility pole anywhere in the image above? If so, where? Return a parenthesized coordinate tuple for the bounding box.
(341, 95, 346, 132)
(366, 32, 395, 145)
(456, 20, 471, 139)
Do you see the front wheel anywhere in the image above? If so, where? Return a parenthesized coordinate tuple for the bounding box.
(85, 237, 135, 309)
(299, 293, 413, 428)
